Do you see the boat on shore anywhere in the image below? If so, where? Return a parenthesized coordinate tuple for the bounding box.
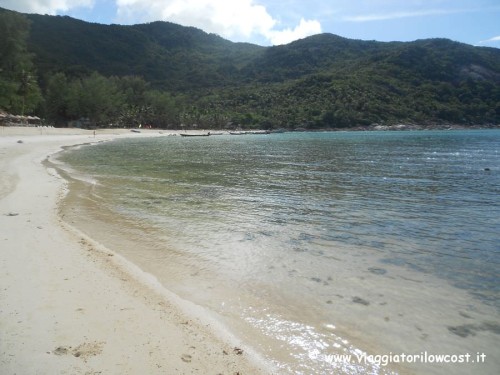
(230, 130, 270, 135)
(180, 133, 211, 137)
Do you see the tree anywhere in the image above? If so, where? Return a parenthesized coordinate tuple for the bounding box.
(0, 11, 41, 114)
(66, 72, 125, 126)
(144, 90, 179, 128)
(45, 72, 70, 125)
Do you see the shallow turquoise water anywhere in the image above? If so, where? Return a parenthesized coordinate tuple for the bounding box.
(59, 130, 500, 374)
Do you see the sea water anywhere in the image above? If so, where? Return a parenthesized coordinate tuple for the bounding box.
(57, 130, 500, 374)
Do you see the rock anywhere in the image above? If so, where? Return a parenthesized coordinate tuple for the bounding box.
(447, 324, 476, 338)
(352, 296, 370, 306)
(368, 267, 387, 275)
(234, 347, 244, 355)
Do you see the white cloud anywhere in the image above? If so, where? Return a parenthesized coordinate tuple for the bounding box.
(0, 0, 94, 14)
(343, 8, 465, 22)
(343, 3, 500, 23)
(478, 35, 500, 44)
(1, 0, 322, 45)
(115, 0, 321, 45)
(266, 18, 322, 45)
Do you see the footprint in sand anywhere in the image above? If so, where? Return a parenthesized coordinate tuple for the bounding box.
(52, 341, 104, 362)
(181, 353, 192, 362)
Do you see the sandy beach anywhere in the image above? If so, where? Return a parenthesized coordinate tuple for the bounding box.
(0, 127, 267, 374)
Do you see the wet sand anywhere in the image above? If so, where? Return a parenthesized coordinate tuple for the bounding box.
(0, 126, 267, 374)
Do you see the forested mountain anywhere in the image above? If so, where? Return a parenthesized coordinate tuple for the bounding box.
(26, 13, 263, 90)
(1, 7, 499, 129)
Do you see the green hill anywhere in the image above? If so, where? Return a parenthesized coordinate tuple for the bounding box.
(26, 14, 263, 91)
(1, 7, 499, 129)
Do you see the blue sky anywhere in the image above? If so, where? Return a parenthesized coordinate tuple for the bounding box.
(1, 0, 499, 47)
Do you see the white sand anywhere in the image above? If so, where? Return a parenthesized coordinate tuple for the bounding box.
(0, 127, 267, 374)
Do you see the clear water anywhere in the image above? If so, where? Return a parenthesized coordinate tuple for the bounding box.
(58, 130, 500, 374)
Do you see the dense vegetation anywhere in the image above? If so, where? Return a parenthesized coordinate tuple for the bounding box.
(0, 11, 41, 115)
(1, 7, 499, 129)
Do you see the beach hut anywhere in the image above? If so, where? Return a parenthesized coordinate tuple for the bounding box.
(0, 113, 42, 126)
(27, 116, 41, 125)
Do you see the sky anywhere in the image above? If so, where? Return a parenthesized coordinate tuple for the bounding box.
(1, 0, 499, 47)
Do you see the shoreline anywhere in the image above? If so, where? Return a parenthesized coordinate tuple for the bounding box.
(0, 127, 268, 374)
(4, 127, 498, 374)
(1, 123, 498, 137)
(49, 129, 500, 375)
